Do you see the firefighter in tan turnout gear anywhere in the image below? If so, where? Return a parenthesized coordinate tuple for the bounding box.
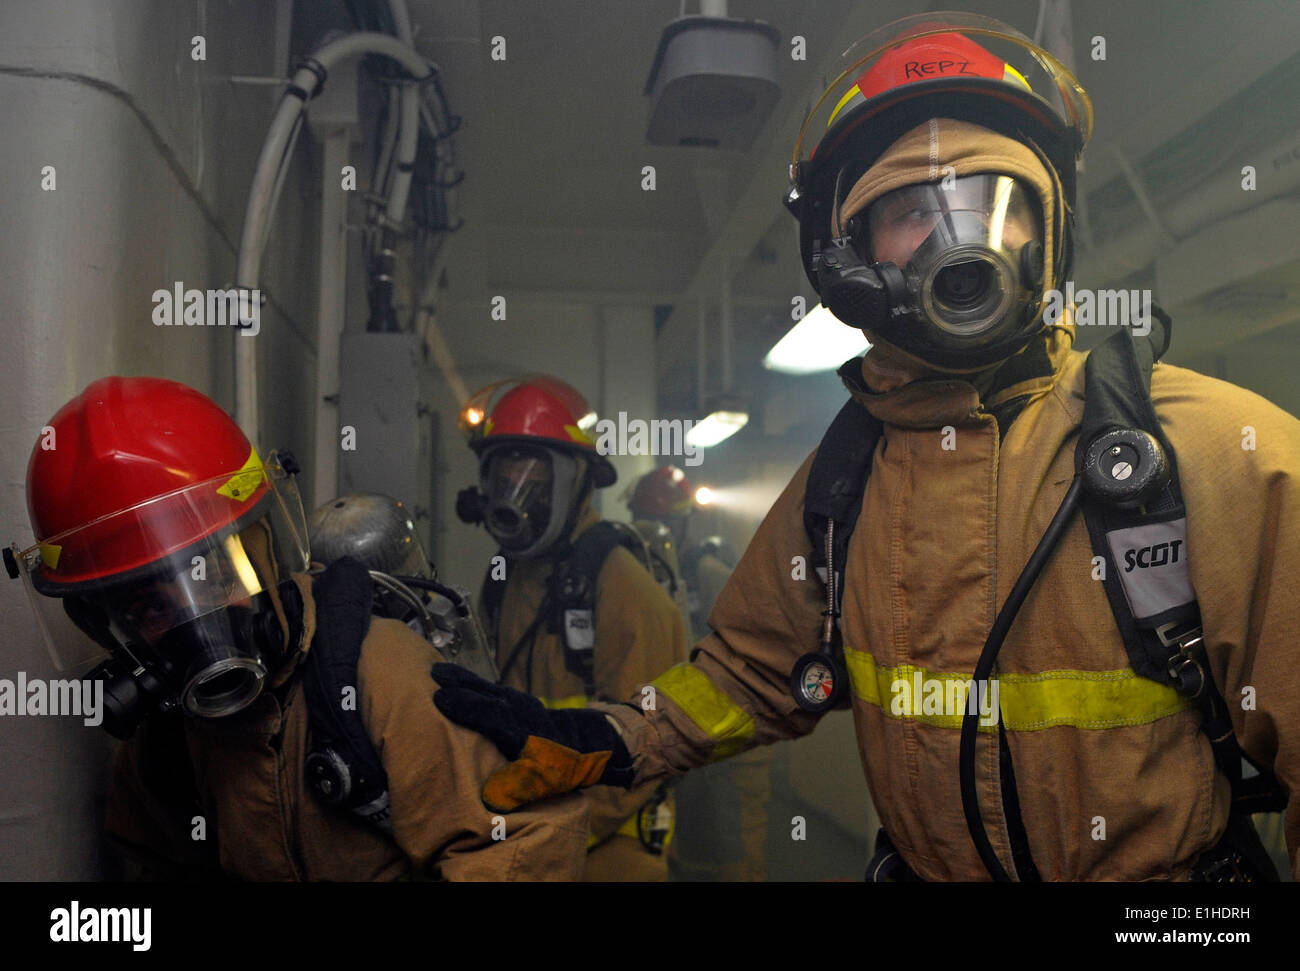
(456, 375, 687, 881)
(10, 376, 588, 881)
(433, 14, 1300, 882)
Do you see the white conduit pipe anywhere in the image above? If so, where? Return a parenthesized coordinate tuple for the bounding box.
(387, 0, 419, 223)
(234, 30, 431, 439)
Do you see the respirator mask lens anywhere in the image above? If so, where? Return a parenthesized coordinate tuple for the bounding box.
(481, 447, 556, 553)
(166, 606, 269, 717)
(88, 523, 287, 719)
(863, 174, 1043, 346)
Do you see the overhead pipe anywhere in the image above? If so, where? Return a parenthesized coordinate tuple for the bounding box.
(385, 0, 420, 225)
(234, 29, 431, 440)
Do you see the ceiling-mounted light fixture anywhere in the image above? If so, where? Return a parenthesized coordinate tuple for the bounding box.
(687, 405, 749, 449)
(763, 303, 871, 374)
(644, 1, 781, 150)
(688, 413, 749, 450)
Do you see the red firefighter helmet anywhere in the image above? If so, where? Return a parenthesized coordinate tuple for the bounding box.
(16, 377, 309, 688)
(786, 11, 1092, 292)
(25, 376, 285, 592)
(627, 466, 696, 520)
(461, 375, 616, 487)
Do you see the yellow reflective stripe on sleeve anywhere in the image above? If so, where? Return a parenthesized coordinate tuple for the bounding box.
(539, 694, 590, 710)
(216, 447, 264, 502)
(843, 646, 1190, 732)
(653, 664, 755, 760)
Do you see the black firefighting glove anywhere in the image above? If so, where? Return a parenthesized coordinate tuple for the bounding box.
(431, 662, 636, 811)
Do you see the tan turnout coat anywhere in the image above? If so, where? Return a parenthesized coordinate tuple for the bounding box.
(106, 573, 590, 881)
(603, 320, 1300, 880)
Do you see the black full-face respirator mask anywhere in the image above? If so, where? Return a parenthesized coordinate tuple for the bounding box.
(14, 460, 312, 740)
(815, 172, 1047, 372)
(458, 444, 589, 559)
(63, 518, 304, 740)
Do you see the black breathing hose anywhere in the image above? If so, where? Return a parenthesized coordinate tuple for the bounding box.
(958, 474, 1084, 881)
(392, 575, 469, 614)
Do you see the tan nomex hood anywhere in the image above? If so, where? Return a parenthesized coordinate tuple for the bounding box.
(835, 117, 1068, 384)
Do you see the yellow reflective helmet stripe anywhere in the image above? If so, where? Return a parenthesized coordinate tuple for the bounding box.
(1003, 62, 1032, 92)
(216, 447, 264, 502)
(564, 423, 594, 446)
(828, 84, 864, 128)
(844, 645, 1190, 731)
(38, 543, 62, 570)
(653, 664, 755, 760)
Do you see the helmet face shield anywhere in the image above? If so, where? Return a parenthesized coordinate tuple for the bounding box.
(14, 451, 308, 719)
(480, 444, 583, 558)
(860, 174, 1044, 346)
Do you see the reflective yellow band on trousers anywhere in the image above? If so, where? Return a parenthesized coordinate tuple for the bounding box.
(843, 646, 1191, 731)
(653, 664, 755, 760)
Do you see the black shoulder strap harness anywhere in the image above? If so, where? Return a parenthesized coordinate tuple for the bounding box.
(1073, 319, 1282, 816)
(481, 522, 651, 699)
(806, 315, 1285, 879)
(302, 556, 393, 834)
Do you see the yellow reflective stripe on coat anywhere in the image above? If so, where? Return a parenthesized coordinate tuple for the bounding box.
(539, 694, 590, 710)
(653, 664, 755, 760)
(843, 645, 1191, 731)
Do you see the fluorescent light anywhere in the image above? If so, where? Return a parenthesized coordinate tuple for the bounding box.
(763, 303, 870, 374)
(686, 411, 748, 449)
